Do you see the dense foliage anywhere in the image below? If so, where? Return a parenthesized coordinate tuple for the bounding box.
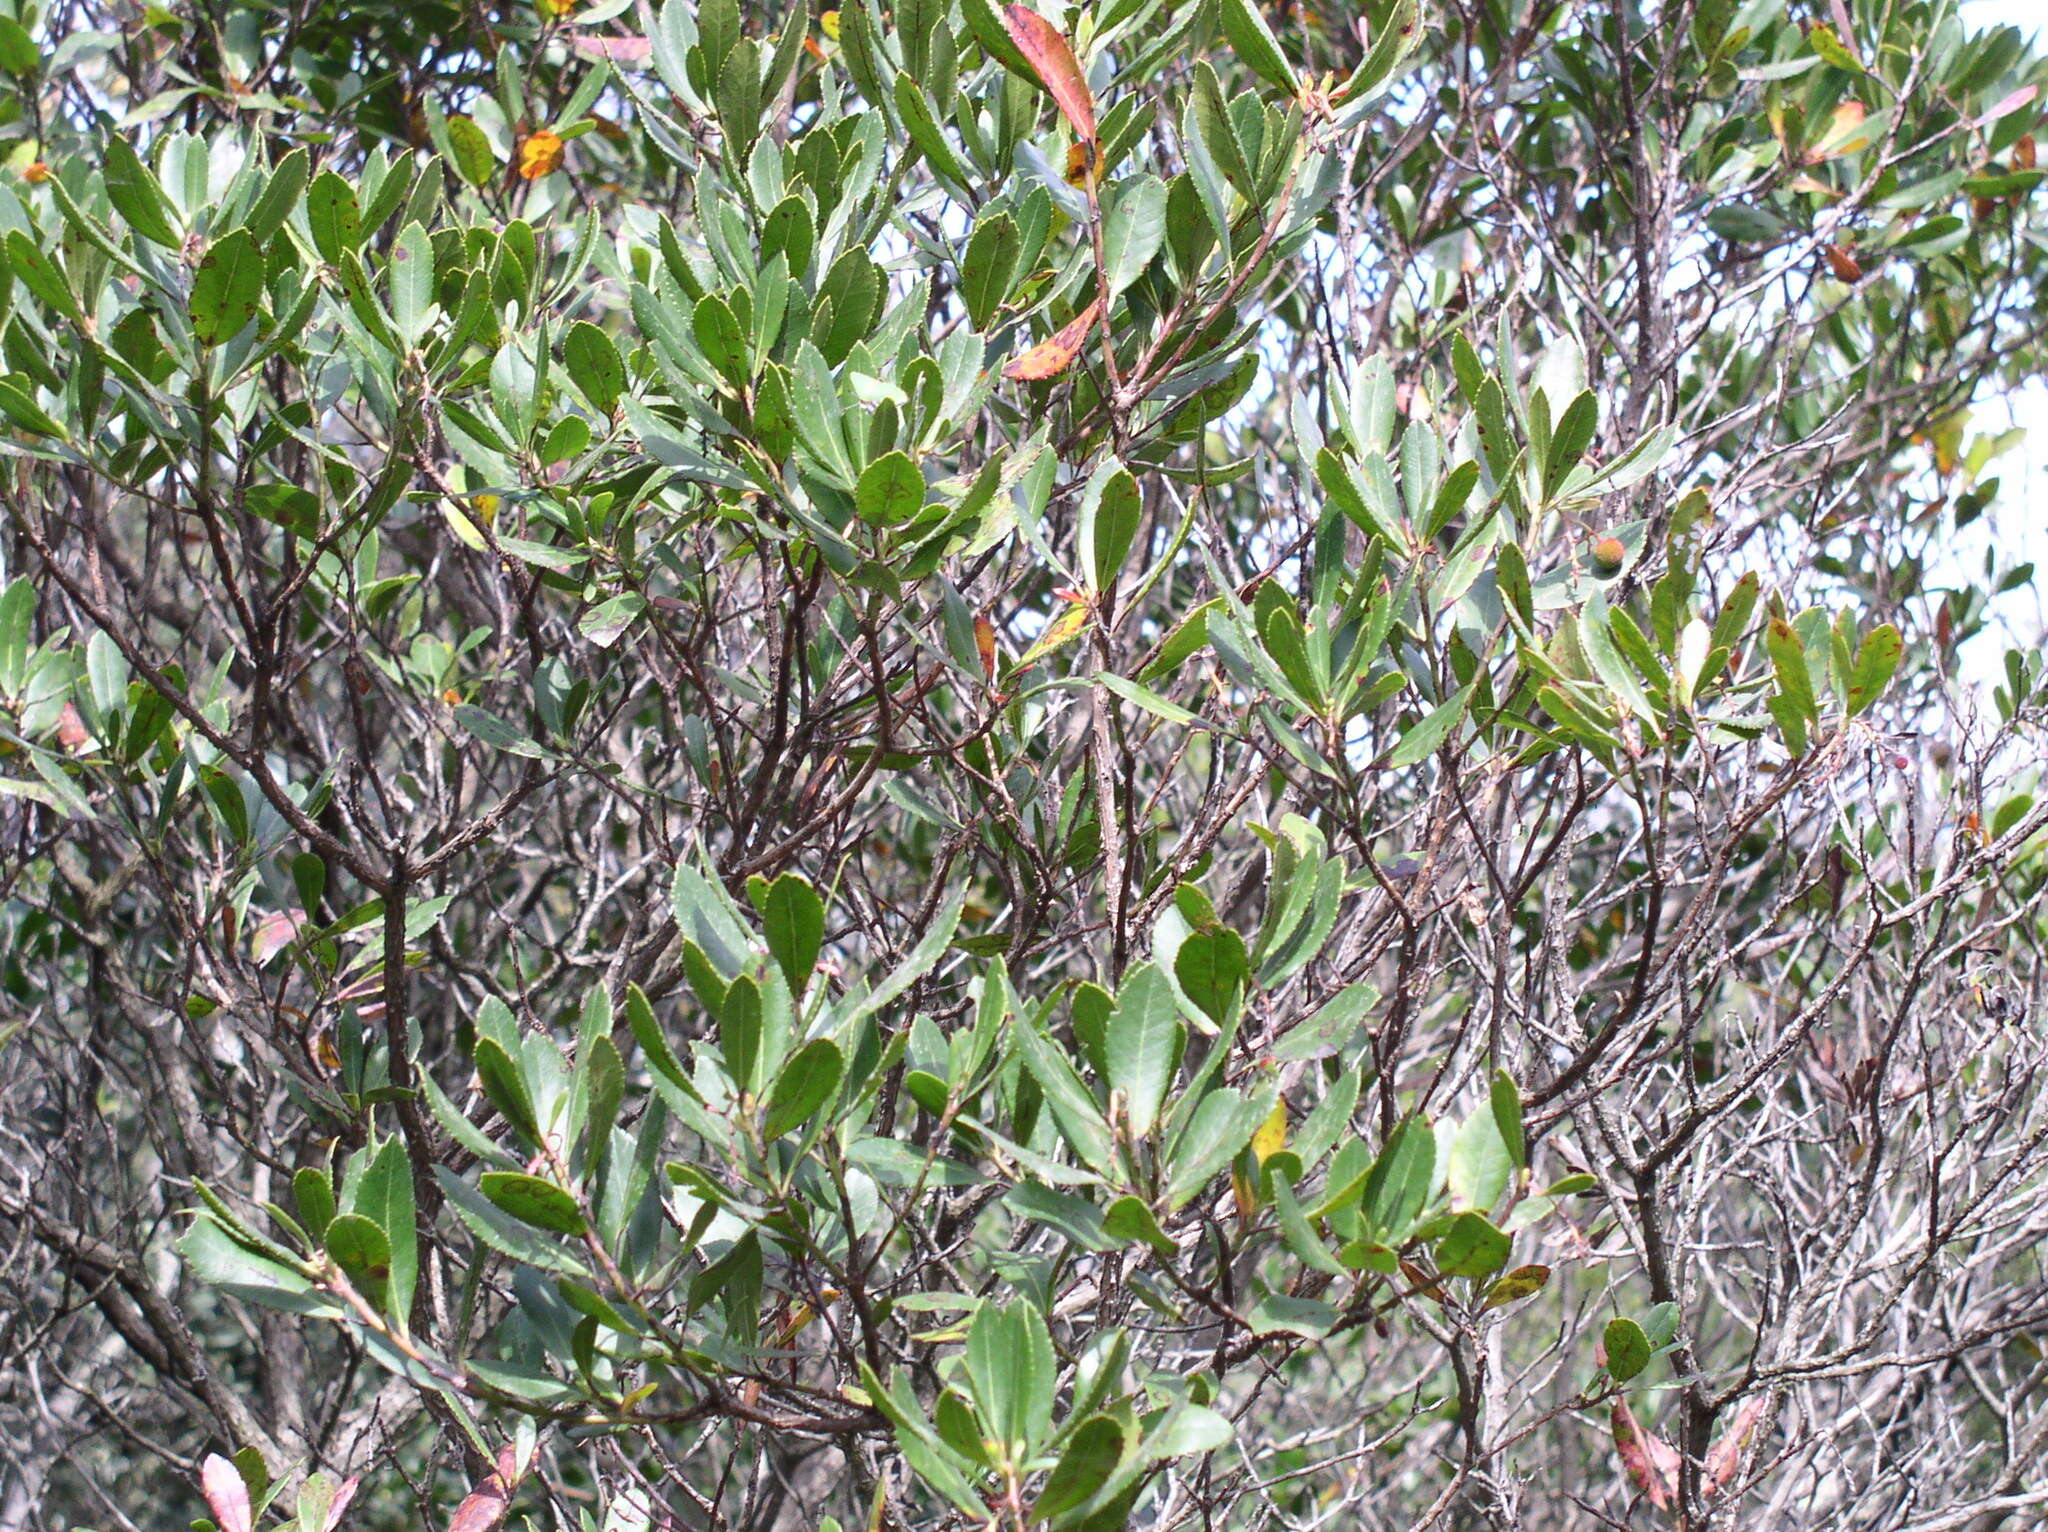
(5, 0, 2048, 1528)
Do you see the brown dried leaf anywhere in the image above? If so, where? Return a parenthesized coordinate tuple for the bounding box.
(1824, 243, 1863, 282)
(1003, 4, 1096, 144)
(1001, 300, 1102, 382)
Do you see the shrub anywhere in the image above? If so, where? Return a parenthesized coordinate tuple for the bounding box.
(4, 0, 2048, 1528)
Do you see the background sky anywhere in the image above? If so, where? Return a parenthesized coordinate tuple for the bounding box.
(1955, 0, 2046, 668)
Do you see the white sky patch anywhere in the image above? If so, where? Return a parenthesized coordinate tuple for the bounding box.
(1955, 0, 2048, 675)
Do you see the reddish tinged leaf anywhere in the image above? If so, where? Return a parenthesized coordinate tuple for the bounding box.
(2018, 134, 2037, 170)
(449, 1445, 530, 1532)
(1611, 1401, 1680, 1511)
(1823, 243, 1863, 282)
(447, 1477, 510, 1532)
(1003, 4, 1096, 144)
(201, 1454, 254, 1532)
(566, 35, 653, 63)
(1978, 84, 2039, 128)
(1706, 1396, 1770, 1493)
(1002, 299, 1102, 381)
(250, 909, 306, 964)
(55, 700, 90, 750)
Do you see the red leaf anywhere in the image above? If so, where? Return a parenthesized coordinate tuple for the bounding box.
(1706, 1396, 1770, 1493)
(1611, 1401, 1680, 1511)
(323, 1478, 361, 1532)
(1003, 5, 1096, 144)
(201, 1455, 254, 1532)
(1001, 299, 1102, 382)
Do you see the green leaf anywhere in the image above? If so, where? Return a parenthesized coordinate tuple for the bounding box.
(1490, 1070, 1526, 1168)
(960, 211, 1021, 330)
(1219, 0, 1296, 93)
(1104, 962, 1181, 1138)
(1174, 926, 1247, 1026)
(0, 17, 38, 75)
(857, 450, 926, 525)
(1035, 1415, 1126, 1524)
(1846, 623, 1902, 715)
(1248, 1294, 1338, 1338)
(1014, 1020, 1116, 1174)
(579, 592, 646, 648)
(964, 1301, 1055, 1456)
(1084, 461, 1144, 590)
(178, 1218, 331, 1315)
(1384, 681, 1475, 767)
(244, 147, 310, 245)
(0, 376, 67, 439)
(323, 1213, 393, 1302)
(564, 320, 626, 414)
(437, 1168, 588, 1276)
(103, 135, 179, 247)
(1765, 617, 1819, 749)
(839, 886, 967, 1029)
(447, 115, 499, 188)
(1271, 1172, 1345, 1274)
(1165, 1087, 1274, 1210)
(189, 229, 266, 346)
(1272, 982, 1374, 1061)
(292, 1167, 335, 1240)
(1604, 1316, 1652, 1382)
(352, 1138, 417, 1325)
(1542, 390, 1598, 501)
(759, 873, 825, 994)
(1360, 1116, 1434, 1235)
(388, 222, 435, 346)
(763, 1038, 843, 1138)
(478, 1171, 587, 1236)
(1706, 204, 1787, 244)
(1102, 175, 1166, 296)
(1436, 1211, 1510, 1279)
(306, 171, 362, 264)
(5, 231, 78, 321)
(1095, 672, 1202, 728)
(1447, 1101, 1511, 1213)
(693, 292, 749, 385)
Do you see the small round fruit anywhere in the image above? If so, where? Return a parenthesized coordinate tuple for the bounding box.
(1590, 536, 1626, 577)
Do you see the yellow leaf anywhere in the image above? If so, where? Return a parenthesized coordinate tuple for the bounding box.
(1064, 139, 1099, 191)
(1001, 299, 1102, 382)
(819, 9, 840, 39)
(1018, 594, 1093, 666)
(1252, 1100, 1287, 1165)
(518, 130, 566, 179)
